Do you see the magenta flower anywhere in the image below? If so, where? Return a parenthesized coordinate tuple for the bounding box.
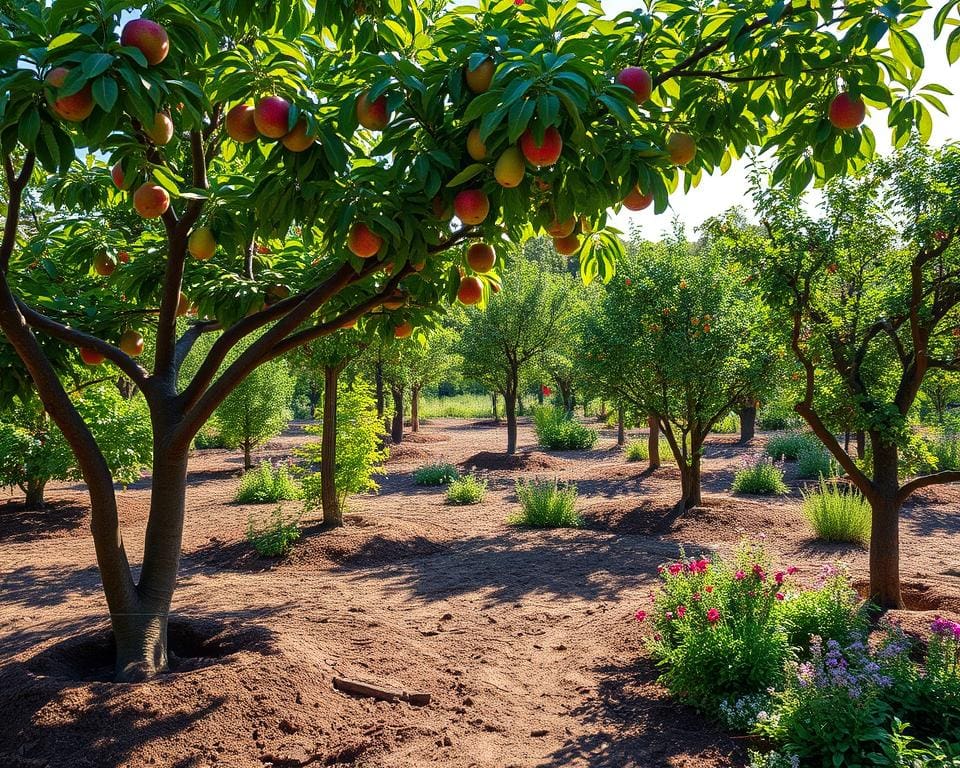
(635, 609, 647, 623)
(677, 605, 687, 619)
(787, 566, 799, 575)
(707, 608, 721, 624)
(668, 563, 683, 576)
(692, 592, 702, 602)
(776, 592, 785, 601)
(705, 585, 714, 593)
(753, 564, 766, 581)
(774, 571, 785, 585)
(734, 570, 746, 581)
(665, 611, 674, 620)
(689, 558, 709, 574)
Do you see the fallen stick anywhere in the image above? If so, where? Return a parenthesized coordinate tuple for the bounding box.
(332, 676, 431, 706)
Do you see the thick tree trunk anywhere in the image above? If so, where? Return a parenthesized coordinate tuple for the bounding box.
(411, 386, 421, 432)
(738, 405, 756, 443)
(868, 437, 904, 609)
(599, 400, 607, 419)
(320, 365, 342, 527)
(856, 430, 866, 460)
(24, 478, 46, 508)
(647, 414, 660, 470)
(391, 386, 404, 444)
(679, 449, 702, 510)
(617, 406, 625, 447)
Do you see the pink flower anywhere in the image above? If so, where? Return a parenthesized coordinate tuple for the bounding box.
(635, 610, 647, 623)
(776, 593, 785, 601)
(689, 558, 709, 574)
(692, 592, 702, 602)
(734, 570, 746, 581)
(677, 605, 687, 619)
(665, 611, 674, 620)
(787, 566, 799, 575)
(657, 565, 664, 574)
(705, 585, 714, 593)
(774, 571, 785, 585)
(668, 563, 683, 576)
(753, 564, 766, 581)
(707, 608, 721, 624)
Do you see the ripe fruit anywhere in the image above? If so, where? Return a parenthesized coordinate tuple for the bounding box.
(356, 91, 389, 131)
(454, 189, 490, 226)
(383, 292, 406, 311)
(348, 223, 383, 258)
(702, 323, 711, 333)
(411, 258, 426, 272)
(394, 321, 414, 339)
(119, 330, 145, 357)
(520, 127, 563, 167)
(225, 104, 258, 143)
(616, 66, 652, 104)
(144, 112, 174, 145)
(679, 279, 688, 289)
(466, 127, 487, 161)
(188, 227, 216, 260)
(176, 292, 190, 316)
(458, 276, 484, 305)
(281, 117, 315, 152)
(80, 348, 105, 366)
(118, 250, 130, 264)
(546, 217, 576, 238)
(467, 243, 496, 273)
(254, 96, 292, 139)
(494, 147, 526, 188)
(554, 234, 580, 255)
(45, 67, 94, 122)
(120, 19, 170, 65)
(111, 163, 129, 190)
(828, 92, 866, 130)
(132, 183, 170, 218)
(465, 58, 495, 94)
(625, 277, 632, 286)
(667, 133, 696, 166)
(623, 185, 654, 211)
(93, 251, 116, 277)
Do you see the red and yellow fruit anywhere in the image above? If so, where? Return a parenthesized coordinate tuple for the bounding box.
(356, 91, 389, 131)
(466, 127, 487, 161)
(254, 96, 292, 139)
(520, 127, 563, 167)
(188, 227, 216, 260)
(454, 189, 490, 226)
(93, 251, 116, 277)
(144, 112, 174, 145)
(828, 92, 866, 130)
(119, 330, 145, 357)
(281, 117, 315, 152)
(667, 133, 697, 166)
(554, 233, 580, 255)
(546, 216, 576, 238)
(494, 147, 526, 188)
(622, 185, 654, 211)
(348, 222, 383, 258)
(465, 58, 495, 94)
(225, 104, 258, 143)
(457, 276, 484, 305)
(45, 67, 94, 122)
(394, 321, 414, 339)
(467, 243, 496, 273)
(80, 348, 106, 366)
(120, 19, 170, 65)
(111, 163, 129, 190)
(132, 183, 171, 218)
(616, 66, 652, 104)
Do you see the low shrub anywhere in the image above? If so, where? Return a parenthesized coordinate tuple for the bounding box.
(758, 403, 803, 431)
(732, 454, 788, 495)
(712, 412, 740, 434)
(533, 406, 597, 450)
(446, 473, 487, 504)
(510, 478, 581, 528)
(800, 479, 871, 545)
(795, 444, 838, 479)
(765, 431, 819, 461)
(195, 419, 228, 449)
(624, 439, 648, 462)
(775, 564, 867, 653)
(413, 461, 459, 486)
(235, 461, 302, 503)
(246, 505, 301, 557)
(930, 431, 960, 471)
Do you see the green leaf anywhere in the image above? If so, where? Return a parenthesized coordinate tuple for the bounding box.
(446, 163, 486, 187)
(81, 53, 115, 79)
(92, 76, 118, 112)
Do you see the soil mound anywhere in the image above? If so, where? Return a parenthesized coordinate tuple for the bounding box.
(461, 450, 568, 472)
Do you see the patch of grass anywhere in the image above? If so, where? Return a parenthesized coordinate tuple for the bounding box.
(930, 431, 960, 471)
(796, 444, 839, 479)
(732, 454, 788, 495)
(246, 505, 301, 557)
(446, 473, 487, 504)
(800, 479, 871, 545)
(235, 461, 302, 503)
(533, 407, 597, 450)
(624, 439, 648, 462)
(712, 412, 741, 434)
(758, 403, 803, 431)
(418, 394, 493, 419)
(414, 461, 460, 486)
(764, 431, 820, 461)
(510, 478, 582, 528)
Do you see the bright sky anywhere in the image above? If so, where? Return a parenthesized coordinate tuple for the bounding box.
(601, 0, 959, 238)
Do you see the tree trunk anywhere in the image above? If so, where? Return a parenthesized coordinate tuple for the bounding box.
(375, 360, 384, 418)
(391, 386, 404, 444)
(243, 439, 252, 470)
(517, 394, 524, 417)
(679, 448, 702, 510)
(492, 392, 500, 424)
(24, 478, 46, 508)
(411, 386, 421, 432)
(738, 404, 756, 443)
(308, 382, 321, 420)
(617, 406, 625, 447)
(647, 414, 660, 470)
(505, 373, 519, 455)
(320, 365, 342, 527)
(856, 430, 866, 459)
(599, 400, 607, 419)
(868, 437, 904, 609)
(114, 445, 189, 680)
(537, 387, 543, 405)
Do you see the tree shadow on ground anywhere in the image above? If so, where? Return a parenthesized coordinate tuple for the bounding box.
(901, 501, 960, 537)
(0, 500, 88, 542)
(1, 562, 102, 613)
(538, 650, 747, 768)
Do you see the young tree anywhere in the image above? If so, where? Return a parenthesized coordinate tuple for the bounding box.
(735, 143, 960, 608)
(460, 259, 575, 453)
(583, 237, 779, 509)
(0, 0, 943, 679)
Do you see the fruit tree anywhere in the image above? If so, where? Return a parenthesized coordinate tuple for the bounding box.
(0, 0, 948, 678)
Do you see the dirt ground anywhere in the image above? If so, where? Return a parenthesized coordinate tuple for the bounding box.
(1, 418, 958, 768)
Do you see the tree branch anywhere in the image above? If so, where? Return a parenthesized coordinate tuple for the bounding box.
(896, 470, 960, 506)
(1, 152, 35, 273)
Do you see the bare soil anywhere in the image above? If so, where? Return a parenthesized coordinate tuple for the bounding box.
(1, 418, 958, 768)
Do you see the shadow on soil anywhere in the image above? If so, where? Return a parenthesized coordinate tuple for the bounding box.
(0, 500, 88, 542)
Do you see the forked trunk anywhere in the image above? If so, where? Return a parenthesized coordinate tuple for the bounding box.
(391, 386, 404, 444)
(320, 366, 342, 527)
(24, 478, 46, 508)
(738, 405, 756, 443)
(647, 414, 660, 470)
(868, 437, 904, 609)
(411, 386, 420, 432)
(616, 406, 625, 447)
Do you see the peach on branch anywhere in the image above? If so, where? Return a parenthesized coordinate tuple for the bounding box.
(45, 67, 94, 122)
(454, 189, 490, 226)
(828, 92, 866, 130)
(188, 227, 216, 260)
(615, 66, 652, 104)
(120, 19, 170, 65)
(119, 330, 145, 357)
(465, 58, 495, 94)
(254, 96, 292, 139)
(457, 276, 484, 305)
(466, 243, 496, 273)
(348, 223, 383, 258)
(494, 147, 525, 188)
(225, 104, 258, 143)
(132, 183, 171, 218)
(356, 91, 389, 131)
(520, 127, 562, 167)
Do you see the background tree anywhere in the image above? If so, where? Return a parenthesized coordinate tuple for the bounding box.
(734, 143, 960, 608)
(0, 0, 945, 679)
(460, 258, 575, 453)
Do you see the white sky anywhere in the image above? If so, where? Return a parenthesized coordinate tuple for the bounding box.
(601, 0, 959, 238)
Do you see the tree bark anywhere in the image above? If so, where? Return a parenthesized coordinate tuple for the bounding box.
(375, 360, 384, 418)
(505, 372, 519, 455)
(243, 439, 252, 470)
(491, 392, 500, 424)
(391, 386, 404, 444)
(617, 406, 625, 447)
(411, 386, 421, 432)
(679, 448, 702, 510)
(320, 365, 342, 527)
(856, 430, 866, 460)
(868, 437, 904, 609)
(647, 414, 660, 470)
(24, 478, 46, 509)
(738, 404, 756, 443)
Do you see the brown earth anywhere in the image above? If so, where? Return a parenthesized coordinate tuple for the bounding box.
(1, 418, 958, 768)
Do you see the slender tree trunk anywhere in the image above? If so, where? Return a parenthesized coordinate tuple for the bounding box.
(617, 406, 625, 447)
(844, 430, 850, 454)
(537, 387, 543, 405)
(320, 365, 342, 527)
(599, 400, 607, 419)
(856, 430, 866, 459)
(738, 404, 756, 443)
(868, 437, 904, 609)
(391, 386, 404, 444)
(517, 394, 524, 417)
(375, 360, 384, 418)
(680, 448, 702, 510)
(492, 392, 500, 424)
(648, 413, 660, 470)
(411, 386, 421, 432)
(243, 439, 252, 470)
(505, 373, 519, 455)
(24, 478, 46, 508)
(308, 382, 321, 420)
